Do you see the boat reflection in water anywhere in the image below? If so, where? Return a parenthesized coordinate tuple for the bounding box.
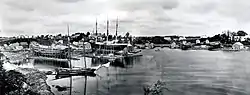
(13, 49, 250, 95)
(33, 59, 69, 69)
(52, 75, 92, 95)
(28, 55, 140, 95)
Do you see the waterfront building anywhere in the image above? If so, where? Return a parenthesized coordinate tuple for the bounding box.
(185, 36, 201, 40)
(170, 42, 177, 49)
(164, 36, 171, 41)
(232, 42, 244, 50)
(182, 40, 187, 45)
(205, 39, 210, 44)
(196, 39, 201, 44)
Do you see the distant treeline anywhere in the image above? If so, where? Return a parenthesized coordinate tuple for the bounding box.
(133, 36, 171, 44)
(3, 30, 250, 46)
(133, 30, 250, 45)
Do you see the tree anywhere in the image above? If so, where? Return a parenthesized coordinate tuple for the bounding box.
(0, 53, 26, 94)
(125, 32, 130, 42)
(108, 35, 113, 41)
(4, 70, 25, 94)
(40, 35, 44, 39)
(237, 30, 248, 36)
(125, 32, 130, 38)
(86, 32, 90, 37)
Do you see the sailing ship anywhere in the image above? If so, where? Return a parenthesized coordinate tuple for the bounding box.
(55, 24, 111, 78)
(55, 62, 110, 78)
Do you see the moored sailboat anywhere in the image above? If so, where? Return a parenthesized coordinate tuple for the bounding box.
(55, 24, 111, 78)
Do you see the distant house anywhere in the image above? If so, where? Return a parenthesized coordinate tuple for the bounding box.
(19, 42, 29, 48)
(182, 40, 187, 45)
(145, 43, 150, 48)
(234, 35, 249, 42)
(73, 41, 79, 46)
(196, 39, 201, 44)
(205, 39, 210, 44)
(208, 41, 220, 46)
(184, 36, 201, 43)
(164, 36, 180, 41)
(232, 42, 244, 50)
(179, 36, 186, 41)
(164, 37, 171, 41)
(84, 42, 92, 49)
(185, 36, 201, 40)
(170, 42, 177, 48)
(82, 42, 92, 52)
(57, 40, 64, 44)
(172, 36, 180, 41)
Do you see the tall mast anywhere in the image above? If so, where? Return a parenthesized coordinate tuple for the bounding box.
(67, 24, 72, 95)
(67, 24, 71, 69)
(95, 18, 98, 35)
(115, 17, 118, 37)
(106, 18, 109, 41)
(83, 42, 86, 68)
(84, 75, 87, 95)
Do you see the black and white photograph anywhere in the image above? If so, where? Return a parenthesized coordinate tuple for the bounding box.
(0, 0, 250, 95)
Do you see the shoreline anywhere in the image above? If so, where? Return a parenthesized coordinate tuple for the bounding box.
(16, 68, 55, 95)
(0, 51, 54, 95)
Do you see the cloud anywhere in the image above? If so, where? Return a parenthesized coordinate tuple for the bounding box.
(113, 0, 178, 11)
(1, 0, 250, 37)
(57, 0, 85, 3)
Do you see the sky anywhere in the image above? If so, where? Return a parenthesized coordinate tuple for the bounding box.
(0, 0, 250, 37)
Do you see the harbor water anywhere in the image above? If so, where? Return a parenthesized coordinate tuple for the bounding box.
(25, 48, 250, 95)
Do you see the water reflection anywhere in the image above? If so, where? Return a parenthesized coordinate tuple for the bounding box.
(26, 56, 139, 95)
(33, 59, 69, 68)
(19, 48, 250, 95)
(28, 56, 139, 70)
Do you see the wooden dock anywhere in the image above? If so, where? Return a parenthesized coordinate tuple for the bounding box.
(154, 44, 171, 47)
(28, 56, 80, 62)
(82, 54, 143, 60)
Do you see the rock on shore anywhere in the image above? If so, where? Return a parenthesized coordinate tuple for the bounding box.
(15, 68, 54, 95)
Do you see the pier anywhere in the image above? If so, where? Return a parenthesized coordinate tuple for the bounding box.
(27, 56, 80, 62)
(82, 53, 143, 62)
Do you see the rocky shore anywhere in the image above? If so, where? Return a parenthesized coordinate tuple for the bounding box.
(1, 51, 30, 65)
(1, 51, 54, 95)
(15, 68, 54, 95)
(1, 63, 54, 94)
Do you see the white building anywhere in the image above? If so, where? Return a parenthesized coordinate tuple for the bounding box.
(232, 42, 244, 50)
(196, 39, 201, 44)
(205, 39, 210, 44)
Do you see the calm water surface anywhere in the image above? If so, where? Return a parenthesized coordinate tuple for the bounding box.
(30, 48, 250, 95)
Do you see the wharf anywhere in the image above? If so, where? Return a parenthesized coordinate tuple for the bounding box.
(82, 54, 143, 59)
(154, 44, 171, 47)
(28, 56, 80, 62)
